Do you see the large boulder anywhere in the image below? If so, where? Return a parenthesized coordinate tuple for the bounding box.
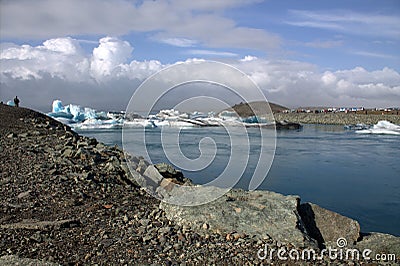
(355, 233, 400, 259)
(143, 165, 164, 188)
(160, 188, 316, 248)
(155, 163, 183, 181)
(155, 162, 192, 185)
(299, 202, 360, 247)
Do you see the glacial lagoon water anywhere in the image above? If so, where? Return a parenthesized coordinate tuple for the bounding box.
(77, 124, 400, 236)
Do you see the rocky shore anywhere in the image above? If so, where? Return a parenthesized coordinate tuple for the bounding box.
(1, 104, 399, 265)
(274, 112, 400, 125)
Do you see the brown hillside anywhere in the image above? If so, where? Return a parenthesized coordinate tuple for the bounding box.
(223, 101, 289, 117)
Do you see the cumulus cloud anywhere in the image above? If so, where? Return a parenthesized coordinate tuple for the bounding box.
(0, 36, 163, 83)
(42, 38, 81, 54)
(0, 37, 88, 81)
(0, 36, 164, 110)
(230, 57, 400, 107)
(1, 37, 399, 111)
(90, 37, 134, 80)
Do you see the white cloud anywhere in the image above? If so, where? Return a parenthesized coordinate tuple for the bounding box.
(160, 38, 197, 47)
(1, 37, 399, 111)
(240, 55, 258, 62)
(0, 37, 88, 81)
(125, 60, 165, 81)
(352, 51, 397, 59)
(42, 37, 81, 54)
(187, 50, 238, 57)
(232, 58, 400, 107)
(321, 71, 337, 85)
(171, 0, 264, 11)
(0, 0, 280, 52)
(90, 37, 134, 80)
(0, 36, 163, 83)
(287, 10, 400, 39)
(303, 40, 343, 48)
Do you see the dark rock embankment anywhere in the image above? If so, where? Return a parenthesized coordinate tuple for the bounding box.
(1, 104, 399, 265)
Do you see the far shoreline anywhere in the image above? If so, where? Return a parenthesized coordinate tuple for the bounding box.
(273, 112, 400, 126)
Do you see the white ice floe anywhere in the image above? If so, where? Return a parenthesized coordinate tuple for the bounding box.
(124, 119, 157, 128)
(356, 120, 400, 135)
(75, 118, 122, 130)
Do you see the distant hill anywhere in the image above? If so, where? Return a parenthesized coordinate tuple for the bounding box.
(222, 101, 289, 117)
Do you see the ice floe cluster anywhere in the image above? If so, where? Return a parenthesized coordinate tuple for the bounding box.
(46, 100, 273, 130)
(47, 100, 400, 134)
(47, 100, 123, 129)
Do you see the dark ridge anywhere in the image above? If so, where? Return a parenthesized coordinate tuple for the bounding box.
(223, 101, 289, 117)
(0, 103, 73, 136)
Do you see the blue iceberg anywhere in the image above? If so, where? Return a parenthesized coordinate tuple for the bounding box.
(48, 100, 99, 122)
(47, 100, 122, 129)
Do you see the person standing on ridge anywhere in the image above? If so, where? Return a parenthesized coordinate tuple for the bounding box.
(14, 96, 20, 107)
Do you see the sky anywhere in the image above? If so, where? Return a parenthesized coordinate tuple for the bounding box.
(0, 0, 399, 112)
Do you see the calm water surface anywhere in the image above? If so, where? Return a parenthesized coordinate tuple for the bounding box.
(77, 124, 400, 236)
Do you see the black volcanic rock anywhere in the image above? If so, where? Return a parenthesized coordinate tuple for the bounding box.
(223, 101, 289, 117)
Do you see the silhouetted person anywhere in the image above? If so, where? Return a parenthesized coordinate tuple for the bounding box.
(14, 96, 20, 107)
